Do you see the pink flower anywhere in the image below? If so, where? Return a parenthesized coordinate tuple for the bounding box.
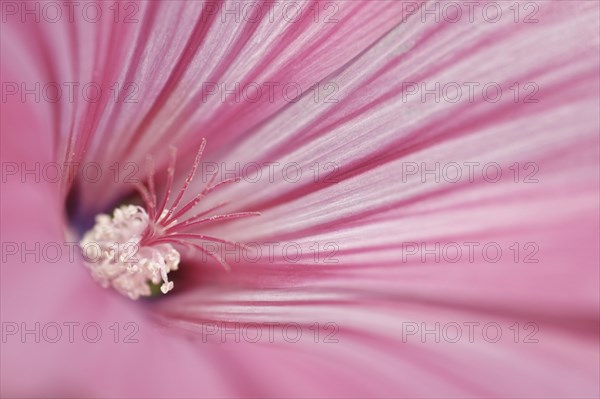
(1, 1, 598, 397)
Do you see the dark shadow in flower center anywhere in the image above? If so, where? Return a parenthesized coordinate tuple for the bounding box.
(65, 183, 142, 239)
(143, 266, 188, 301)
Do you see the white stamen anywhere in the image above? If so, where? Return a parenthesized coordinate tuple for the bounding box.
(80, 205, 180, 300)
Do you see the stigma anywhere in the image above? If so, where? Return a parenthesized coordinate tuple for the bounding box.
(79, 139, 260, 300)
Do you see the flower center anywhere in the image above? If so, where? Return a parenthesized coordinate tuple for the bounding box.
(79, 139, 260, 300)
(80, 205, 180, 300)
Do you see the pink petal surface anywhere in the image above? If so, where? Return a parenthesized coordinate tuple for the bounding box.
(1, 1, 599, 397)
